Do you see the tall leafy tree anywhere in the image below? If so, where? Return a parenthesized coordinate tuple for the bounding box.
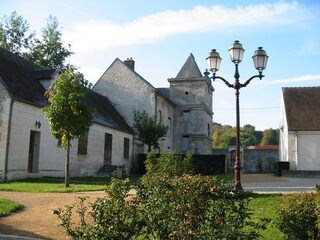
(0, 11, 34, 54)
(260, 128, 279, 146)
(27, 16, 72, 68)
(43, 69, 93, 187)
(133, 110, 168, 152)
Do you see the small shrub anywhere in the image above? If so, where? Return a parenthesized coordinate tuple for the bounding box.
(315, 184, 320, 192)
(54, 152, 269, 240)
(277, 193, 320, 240)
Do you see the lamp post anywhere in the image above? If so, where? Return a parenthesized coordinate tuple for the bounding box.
(206, 40, 268, 191)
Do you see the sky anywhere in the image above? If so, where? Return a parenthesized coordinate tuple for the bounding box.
(1, 0, 319, 130)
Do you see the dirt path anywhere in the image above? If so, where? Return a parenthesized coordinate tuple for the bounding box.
(0, 174, 286, 239)
(0, 191, 105, 240)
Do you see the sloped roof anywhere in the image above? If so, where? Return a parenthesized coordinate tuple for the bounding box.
(175, 54, 203, 79)
(0, 47, 132, 133)
(85, 91, 132, 133)
(0, 47, 54, 107)
(283, 87, 320, 130)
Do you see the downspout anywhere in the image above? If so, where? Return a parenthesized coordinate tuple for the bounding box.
(4, 99, 14, 182)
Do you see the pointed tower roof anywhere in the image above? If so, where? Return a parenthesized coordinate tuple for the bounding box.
(175, 53, 203, 79)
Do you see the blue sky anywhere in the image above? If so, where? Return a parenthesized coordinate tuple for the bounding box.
(1, 0, 319, 130)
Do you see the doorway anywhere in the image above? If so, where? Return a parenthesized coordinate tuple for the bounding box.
(28, 130, 40, 173)
(104, 133, 112, 165)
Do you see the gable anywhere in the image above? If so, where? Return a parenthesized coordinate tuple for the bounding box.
(283, 87, 320, 130)
(0, 48, 55, 107)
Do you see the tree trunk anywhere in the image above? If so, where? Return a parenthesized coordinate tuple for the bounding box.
(65, 138, 70, 187)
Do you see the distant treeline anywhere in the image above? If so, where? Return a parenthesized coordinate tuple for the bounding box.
(212, 122, 279, 148)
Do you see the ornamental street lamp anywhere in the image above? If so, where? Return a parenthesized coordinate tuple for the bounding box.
(206, 40, 268, 191)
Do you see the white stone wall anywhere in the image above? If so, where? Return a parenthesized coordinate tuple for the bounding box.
(93, 59, 174, 155)
(0, 81, 11, 180)
(296, 131, 320, 170)
(6, 101, 133, 181)
(93, 60, 155, 126)
(155, 95, 174, 152)
(169, 78, 213, 154)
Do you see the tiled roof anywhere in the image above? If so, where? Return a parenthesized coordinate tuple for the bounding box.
(0, 47, 132, 133)
(0, 47, 52, 107)
(86, 91, 132, 133)
(283, 87, 320, 130)
(175, 54, 203, 79)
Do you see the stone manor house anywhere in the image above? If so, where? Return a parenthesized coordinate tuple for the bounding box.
(0, 48, 213, 181)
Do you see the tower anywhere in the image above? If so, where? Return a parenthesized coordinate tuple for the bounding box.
(169, 54, 214, 154)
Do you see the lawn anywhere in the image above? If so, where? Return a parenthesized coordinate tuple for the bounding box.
(0, 198, 21, 216)
(249, 194, 284, 240)
(0, 174, 230, 192)
(0, 177, 109, 192)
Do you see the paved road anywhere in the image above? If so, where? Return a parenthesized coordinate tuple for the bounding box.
(242, 175, 319, 193)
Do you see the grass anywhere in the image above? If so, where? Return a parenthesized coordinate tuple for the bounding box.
(0, 178, 109, 193)
(250, 194, 284, 240)
(0, 198, 21, 216)
(0, 175, 144, 193)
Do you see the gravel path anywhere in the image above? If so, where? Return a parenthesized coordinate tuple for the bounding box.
(0, 191, 105, 240)
(0, 174, 318, 239)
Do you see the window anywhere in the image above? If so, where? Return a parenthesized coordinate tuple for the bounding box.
(158, 110, 162, 122)
(78, 131, 88, 155)
(124, 138, 130, 161)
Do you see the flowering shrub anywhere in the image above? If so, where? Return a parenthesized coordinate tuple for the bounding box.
(54, 152, 269, 239)
(277, 193, 320, 240)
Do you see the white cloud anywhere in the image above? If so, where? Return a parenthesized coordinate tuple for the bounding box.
(65, 2, 300, 53)
(260, 74, 320, 84)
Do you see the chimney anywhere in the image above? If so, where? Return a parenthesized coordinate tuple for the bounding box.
(124, 57, 135, 71)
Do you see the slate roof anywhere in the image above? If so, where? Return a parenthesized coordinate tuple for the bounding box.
(283, 87, 320, 130)
(86, 91, 132, 133)
(175, 54, 203, 79)
(0, 47, 132, 134)
(0, 47, 53, 107)
(155, 88, 175, 105)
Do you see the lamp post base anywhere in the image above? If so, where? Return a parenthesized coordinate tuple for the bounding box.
(234, 182, 244, 191)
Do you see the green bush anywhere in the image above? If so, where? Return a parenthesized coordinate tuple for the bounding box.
(277, 193, 320, 240)
(54, 152, 269, 240)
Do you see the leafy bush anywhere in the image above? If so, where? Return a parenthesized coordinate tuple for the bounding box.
(277, 193, 320, 240)
(54, 152, 269, 240)
(144, 152, 193, 177)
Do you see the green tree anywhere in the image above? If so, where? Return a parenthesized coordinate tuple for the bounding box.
(43, 69, 93, 187)
(0, 11, 34, 54)
(260, 128, 279, 146)
(27, 16, 72, 68)
(133, 110, 168, 152)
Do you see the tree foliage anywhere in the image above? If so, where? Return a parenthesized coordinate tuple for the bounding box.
(260, 128, 279, 146)
(133, 110, 168, 152)
(43, 69, 93, 187)
(0, 11, 34, 54)
(212, 122, 279, 148)
(26, 16, 72, 68)
(0, 11, 71, 68)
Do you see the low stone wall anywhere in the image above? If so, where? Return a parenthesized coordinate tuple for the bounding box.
(213, 148, 279, 173)
(244, 149, 279, 173)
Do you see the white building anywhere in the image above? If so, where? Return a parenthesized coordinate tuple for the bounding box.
(93, 54, 214, 159)
(0, 48, 133, 181)
(280, 87, 320, 170)
(0, 48, 213, 181)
